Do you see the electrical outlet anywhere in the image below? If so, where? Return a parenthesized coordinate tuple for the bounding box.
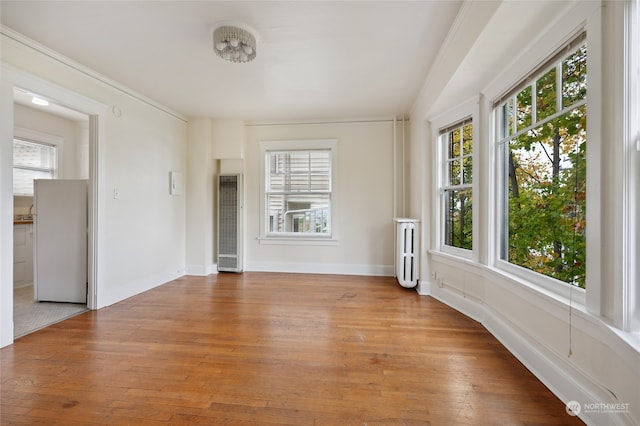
(113, 187, 120, 199)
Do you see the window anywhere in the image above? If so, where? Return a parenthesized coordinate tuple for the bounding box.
(496, 34, 587, 288)
(261, 139, 336, 241)
(440, 119, 473, 251)
(13, 138, 57, 195)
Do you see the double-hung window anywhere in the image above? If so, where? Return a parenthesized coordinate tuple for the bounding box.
(495, 33, 587, 289)
(440, 119, 473, 253)
(13, 138, 57, 196)
(260, 139, 337, 242)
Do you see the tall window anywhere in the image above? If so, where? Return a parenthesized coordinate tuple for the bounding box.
(13, 138, 57, 195)
(265, 146, 333, 236)
(440, 119, 473, 251)
(496, 34, 587, 288)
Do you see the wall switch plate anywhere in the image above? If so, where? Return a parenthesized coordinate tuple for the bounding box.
(113, 187, 119, 199)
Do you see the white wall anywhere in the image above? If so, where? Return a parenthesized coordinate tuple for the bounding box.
(185, 117, 216, 275)
(101, 89, 186, 306)
(1, 29, 187, 346)
(243, 120, 399, 275)
(409, 1, 640, 425)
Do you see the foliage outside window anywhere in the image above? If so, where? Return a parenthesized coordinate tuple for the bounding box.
(13, 139, 57, 196)
(497, 38, 587, 288)
(266, 149, 331, 235)
(441, 120, 473, 251)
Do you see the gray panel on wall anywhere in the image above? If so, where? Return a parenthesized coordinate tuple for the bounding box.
(218, 174, 242, 272)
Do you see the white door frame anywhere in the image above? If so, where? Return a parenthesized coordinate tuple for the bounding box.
(1, 64, 107, 347)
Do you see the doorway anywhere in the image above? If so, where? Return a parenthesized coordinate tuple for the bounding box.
(1, 68, 105, 347)
(12, 88, 91, 337)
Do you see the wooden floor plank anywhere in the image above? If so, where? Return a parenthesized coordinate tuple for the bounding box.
(1, 273, 583, 425)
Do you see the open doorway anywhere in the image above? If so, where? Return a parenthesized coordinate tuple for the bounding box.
(12, 88, 90, 338)
(1, 67, 106, 348)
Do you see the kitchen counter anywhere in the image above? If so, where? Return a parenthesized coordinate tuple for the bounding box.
(14, 220, 33, 224)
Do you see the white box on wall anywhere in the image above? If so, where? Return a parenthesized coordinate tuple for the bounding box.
(170, 171, 182, 195)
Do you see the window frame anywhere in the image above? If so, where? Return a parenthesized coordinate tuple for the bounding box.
(485, 20, 599, 306)
(623, 0, 640, 332)
(258, 139, 339, 246)
(13, 127, 63, 196)
(431, 97, 479, 261)
(439, 118, 474, 256)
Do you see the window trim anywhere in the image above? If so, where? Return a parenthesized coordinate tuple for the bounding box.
(431, 97, 479, 261)
(623, 0, 640, 332)
(495, 35, 587, 292)
(482, 1, 601, 306)
(13, 127, 63, 196)
(258, 139, 339, 246)
(440, 118, 473, 255)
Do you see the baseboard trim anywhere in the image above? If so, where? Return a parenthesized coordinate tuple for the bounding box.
(245, 261, 393, 277)
(100, 268, 183, 308)
(429, 284, 485, 324)
(483, 307, 632, 426)
(186, 264, 218, 276)
(433, 285, 635, 426)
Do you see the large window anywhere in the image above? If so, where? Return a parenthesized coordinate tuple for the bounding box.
(440, 119, 473, 251)
(13, 138, 57, 196)
(496, 34, 587, 288)
(261, 139, 336, 240)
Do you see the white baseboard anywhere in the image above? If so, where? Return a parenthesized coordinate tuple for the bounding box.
(429, 283, 485, 324)
(416, 279, 431, 295)
(245, 261, 393, 276)
(186, 263, 218, 276)
(99, 268, 183, 308)
(483, 307, 633, 426)
(431, 284, 636, 426)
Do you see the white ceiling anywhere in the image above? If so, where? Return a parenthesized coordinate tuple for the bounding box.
(0, 1, 463, 122)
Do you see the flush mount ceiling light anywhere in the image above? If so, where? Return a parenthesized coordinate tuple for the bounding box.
(31, 96, 49, 106)
(213, 25, 256, 63)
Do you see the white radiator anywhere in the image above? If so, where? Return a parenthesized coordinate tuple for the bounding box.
(394, 219, 419, 288)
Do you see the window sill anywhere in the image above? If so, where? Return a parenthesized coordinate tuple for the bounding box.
(429, 249, 477, 271)
(258, 236, 339, 246)
(438, 245, 473, 260)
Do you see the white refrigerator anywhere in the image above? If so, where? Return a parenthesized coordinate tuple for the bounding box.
(33, 179, 87, 303)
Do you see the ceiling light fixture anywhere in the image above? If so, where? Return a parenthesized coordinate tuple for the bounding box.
(213, 25, 256, 63)
(31, 96, 49, 106)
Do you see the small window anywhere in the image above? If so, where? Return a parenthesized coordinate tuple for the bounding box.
(13, 138, 57, 195)
(440, 119, 473, 251)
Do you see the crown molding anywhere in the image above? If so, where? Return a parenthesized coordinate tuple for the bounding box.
(1, 25, 187, 122)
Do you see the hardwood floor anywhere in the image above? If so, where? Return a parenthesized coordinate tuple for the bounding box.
(1, 273, 583, 425)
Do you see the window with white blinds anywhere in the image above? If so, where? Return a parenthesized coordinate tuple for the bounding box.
(266, 149, 332, 234)
(13, 138, 57, 195)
